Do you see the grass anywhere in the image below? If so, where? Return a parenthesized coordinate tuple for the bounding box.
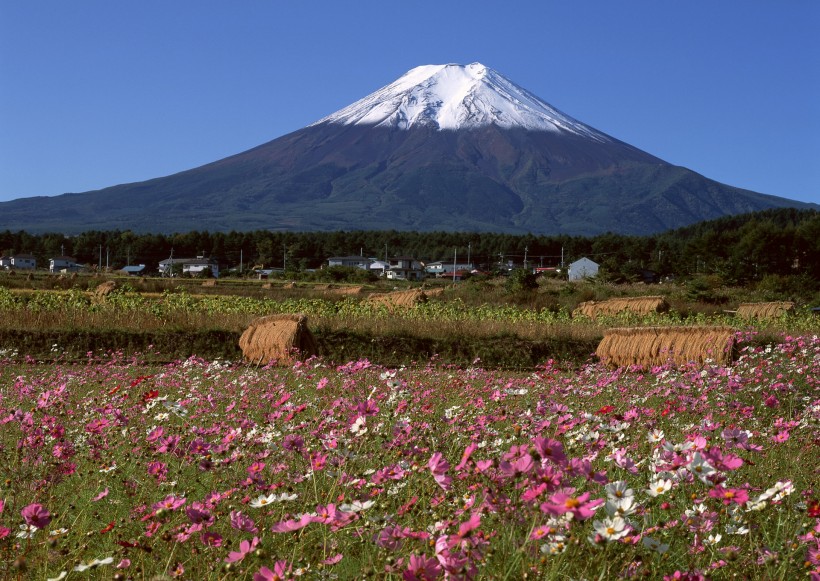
(0, 333, 819, 579)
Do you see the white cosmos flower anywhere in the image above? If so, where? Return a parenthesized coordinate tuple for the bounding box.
(605, 496, 637, 518)
(339, 500, 374, 513)
(605, 480, 635, 502)
(647, 429, 665, 443)
(73, 556, 114, 571)
(686, 452, 716, 483)
(704, 533, 722, 546)
(46, 572, 68, 581)
(250, 493, 278, 508)
(592, 516, 629, 541)
(642, 536, 670, 553)
(647, 478, 673, 497)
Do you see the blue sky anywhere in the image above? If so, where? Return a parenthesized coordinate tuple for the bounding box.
(1, 1, 818, 206)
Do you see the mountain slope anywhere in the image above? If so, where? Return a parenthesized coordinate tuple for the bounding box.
(0, 63, 813, 235)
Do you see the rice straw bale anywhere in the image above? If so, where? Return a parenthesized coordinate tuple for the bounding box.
(368, 289, 428, 311)
(94, 280, 118, 298)
(596, 326, 736, 369)
(735, 302, 795, 319)
(238, 313, 318, 365)
(573, 296, 669, 319)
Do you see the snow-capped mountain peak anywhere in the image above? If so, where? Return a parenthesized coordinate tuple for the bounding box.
(312, 62, 609, 141)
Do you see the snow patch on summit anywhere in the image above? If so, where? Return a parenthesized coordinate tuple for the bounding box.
(312, 62, 610, 142)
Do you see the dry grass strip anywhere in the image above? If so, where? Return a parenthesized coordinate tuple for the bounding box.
(238, 313, 318, 365)
(736, 302, 795, 319)
(574, 296, 669, 319)
(596, 326, 736, 369)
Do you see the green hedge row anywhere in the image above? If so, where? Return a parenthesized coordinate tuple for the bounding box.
(0, 328, 600, 369)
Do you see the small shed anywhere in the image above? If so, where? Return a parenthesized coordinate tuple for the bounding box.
(568, 257, 599, 281)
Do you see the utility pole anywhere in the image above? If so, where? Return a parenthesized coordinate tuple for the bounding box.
(524, 246, 528, 270)
(452, 248, 457, 283)
(98, 245, 102, 271)
(467, 242, 471, 270)
(105, 247, 109, 271)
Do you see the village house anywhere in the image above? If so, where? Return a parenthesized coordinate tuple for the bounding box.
(158, 256, 219, 278)
(0, 256, 11, 269)
(10, 254, 36, 270)
(385, 257, 426, 281)
(424, 260, 475, 277)
(568, 257, 599, 281)
(327, 256, 372, 270)
(49, 256, 82, 273)
(120, 264, 146, 276)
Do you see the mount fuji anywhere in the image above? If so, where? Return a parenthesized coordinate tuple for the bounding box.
(0, 62, 812, 235)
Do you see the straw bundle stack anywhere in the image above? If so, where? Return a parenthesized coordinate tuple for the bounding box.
(573, 296, 669, 319)
(238, 314, 318, 365)
(261, 283, 273, 289)
(94, 281, 118, 298)
(368, 289, 428, 310)
(327, 286, 364, 296)
(423, 287, 445, 298)
(201, 279, 217, 287)
(736, 302, 795, 319)
(596, 326, 736, 369)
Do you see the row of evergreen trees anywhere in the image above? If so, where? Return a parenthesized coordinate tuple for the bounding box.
(2, 208, 817, 285)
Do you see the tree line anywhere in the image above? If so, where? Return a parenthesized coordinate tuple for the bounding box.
(1, 208, 817, 285)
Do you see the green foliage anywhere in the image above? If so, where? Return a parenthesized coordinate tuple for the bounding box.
(505, 268, 538, 293)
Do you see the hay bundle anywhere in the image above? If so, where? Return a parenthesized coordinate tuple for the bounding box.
(596, 326, 736, 369)
(201, 279, 217, 287)
(239, 314, 318, 365)
(736, 301, 795, 319)
(423, 287, 445, 298)
(314, 283, 335, 290)
(94, 281, 118, 298)
(368, 289, 428, 310)
(262, 282, 273, 289)
(327, 285, 363, 296)
(573, 296, 669, 319)
(283, 282, 297, 289)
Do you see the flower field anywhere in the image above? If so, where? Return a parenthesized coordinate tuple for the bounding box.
(1, 333, 819, 580)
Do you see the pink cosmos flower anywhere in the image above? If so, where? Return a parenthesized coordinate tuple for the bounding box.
(185, 502, 214, 526)
(403, 554, 442, 580)
(270, 513, 313, 533)
(225, 536, 259, 563)
(153, 495, 186, 511)
(428, 452, 452, 490)
(540, 490, 604, 520)
(21, 503, 52, 529)
(201, 531, 223, 547)
(229, 510, 258, 533)
(253, 561, 292, 581)
(708, 486, 749, 505)
(91, 488, 109, 502)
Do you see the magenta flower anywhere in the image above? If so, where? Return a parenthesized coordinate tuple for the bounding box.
(428, 452, 452, 490)
(253, 561, 292, 581)
(540, 490, 603, 520)
(185, 502, 215, 526)
(21, 503, 51, 529)
(403, 554, 441, 580)
(201, 531, 223, 547)
(225, 536, 259, 563)
(153, 495, 186, 511)
(708, 486, 749, 505)
(270, 513, 313, 533)
(229, 510, 259, 533)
